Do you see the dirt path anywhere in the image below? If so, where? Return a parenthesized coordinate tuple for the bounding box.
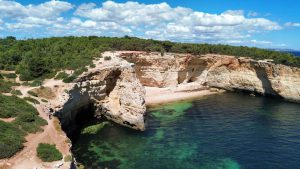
(0, 117, 15, 122)
(0, 56, 110, 169)
(0, 104, 71, 169)
(1, 79, 72, 169)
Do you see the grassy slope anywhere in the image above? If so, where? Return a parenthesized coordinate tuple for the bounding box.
(0, 94, 47, 159)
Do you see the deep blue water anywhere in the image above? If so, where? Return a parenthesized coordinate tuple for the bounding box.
(72, 93, 300, 169)
(282, 51, 300, 57)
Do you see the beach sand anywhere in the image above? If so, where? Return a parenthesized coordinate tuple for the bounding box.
(145, 86, 225, 106)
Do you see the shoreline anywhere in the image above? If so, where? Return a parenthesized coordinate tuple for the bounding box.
(145, 86, 225, 106)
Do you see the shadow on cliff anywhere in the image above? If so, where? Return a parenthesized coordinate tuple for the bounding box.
(252, 63, 282, 98)
(105, 69, 121, 95)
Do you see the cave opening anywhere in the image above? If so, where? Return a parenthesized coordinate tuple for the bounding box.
(62, 103, 102, 141)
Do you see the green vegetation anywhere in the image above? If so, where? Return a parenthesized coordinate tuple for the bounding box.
(0, 36, 299, 82)
(27, 90, 38, 97)
(64, 154, 72, 162)
(0, 80, 13, 93)
(0, 121, 25, 159)
(0, 79, 19, 93)
(89, 63, 96, 68)
(81, 122, 109, 135)
(23, 97, 40, 104)
(0, 94, 37, 118)
(0, 94, 47, 159)
(41, 99, 48, 103)
(62, 75, 77, 83)
(2, 73, 17, 79)
(104, 56, 111, 60)
(11, 89, 22, 96)
(36, 143, 63, 162)
(23, 79, 43, 87)
(55, 71, 69, 80)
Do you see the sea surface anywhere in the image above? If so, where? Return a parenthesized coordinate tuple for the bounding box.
(72, 93, 300, 169)
(282, 51, 300, 57)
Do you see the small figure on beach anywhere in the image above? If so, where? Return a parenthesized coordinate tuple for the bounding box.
(46, 108, 52, 120)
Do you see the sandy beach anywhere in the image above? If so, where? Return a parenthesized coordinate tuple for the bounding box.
(145, 86, 225, 106)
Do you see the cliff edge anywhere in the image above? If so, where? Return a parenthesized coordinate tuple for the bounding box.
(119, 51, 300, 103)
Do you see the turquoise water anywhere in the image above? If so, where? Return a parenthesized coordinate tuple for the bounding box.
(72, 93, 300, 169)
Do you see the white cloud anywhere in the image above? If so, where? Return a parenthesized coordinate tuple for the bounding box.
(285, 22, 300, 27)
(73, 1, 282, 43)
(0, 0, 73, 30)
(0, 19, 3, 30)
(0, 0, 73, 19)
(0, 0, 286, 47)
(250, 39, 272, 44)
(248, 11, 259, 17)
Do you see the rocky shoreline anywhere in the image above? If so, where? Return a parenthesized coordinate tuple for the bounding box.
(2, 51, 300, 169)
(119, 51, 300, 103)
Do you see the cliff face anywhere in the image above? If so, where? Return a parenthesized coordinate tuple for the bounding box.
(204, 55, 300, 102)
(119, 52, 300, 103)
(53, 57, 146, 133)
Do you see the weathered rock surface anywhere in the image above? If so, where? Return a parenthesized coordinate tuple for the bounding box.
(53, 57, 146, 133)
(119, 51, 300, 103)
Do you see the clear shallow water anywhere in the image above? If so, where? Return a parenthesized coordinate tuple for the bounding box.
(72, 93, 300, 169)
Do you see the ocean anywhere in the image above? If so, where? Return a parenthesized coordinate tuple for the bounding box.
(72, 92, 300, 169)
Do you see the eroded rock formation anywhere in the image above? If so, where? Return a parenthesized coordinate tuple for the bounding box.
(119, 52, 300, 103)
(47, 51, 300, 135)
(53, 58, 146, 133)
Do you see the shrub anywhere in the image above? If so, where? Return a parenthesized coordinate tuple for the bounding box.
(17, 113, 35, 122)
(0, 95, 47, 159)
(11, 90, 22, 96)
(64, 155, 72, 162)
(41, 99, 48, 102)
(37, 143, 63, 162)
(22, 80, 43, 87)
(104, 56, 111, 60)
(55, 72, 69, 80)
(0, 94, 38, 118)
(0, 80, 12, 93)
(0, 121, 25, 159)
(2, 73, 17, 79)
(23, 97, 40, 104)
(81, 122, 109, 134)
(29, 79, 43, 87)
(0, 74, 3, 79)
(13, 118, 47, 133)
(89, 64, 96, 68)
(73, 67, 88, 77)
(27, 90, 38, 97)
(63, 75, 76, 83)
(0, 80, 19, 93)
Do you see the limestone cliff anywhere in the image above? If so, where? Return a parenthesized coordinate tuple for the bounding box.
(52, 57, 146, 133)
(118, 51, 300, 103)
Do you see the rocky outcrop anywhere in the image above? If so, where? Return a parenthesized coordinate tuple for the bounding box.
(53, 57, 146, 133)
(119, 52, 300, 103)
(204, 55, 300, 102)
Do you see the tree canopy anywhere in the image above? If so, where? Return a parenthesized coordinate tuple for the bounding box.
(0, 36, 299, 81)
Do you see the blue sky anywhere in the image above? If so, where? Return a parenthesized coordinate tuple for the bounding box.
(1, 0, 300, 50)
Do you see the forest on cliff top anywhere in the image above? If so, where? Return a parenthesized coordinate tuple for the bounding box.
(0, 36, 299, 81)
